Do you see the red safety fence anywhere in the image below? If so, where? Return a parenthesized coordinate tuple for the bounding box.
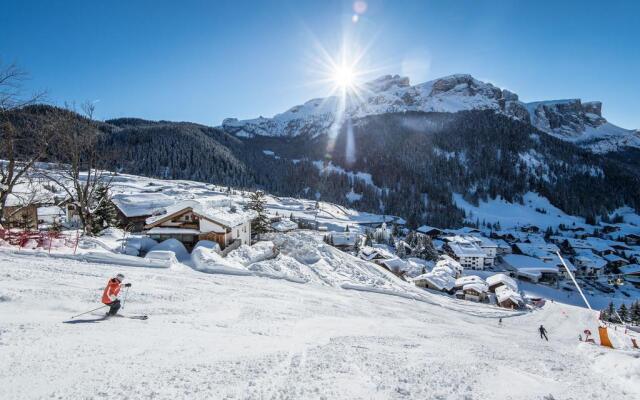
(0, 229, 80, 254)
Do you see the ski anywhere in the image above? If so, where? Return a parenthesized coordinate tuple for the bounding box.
(106, 314, 149, 320)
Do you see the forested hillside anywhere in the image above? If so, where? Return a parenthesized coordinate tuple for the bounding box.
(7, 105, 640, 228)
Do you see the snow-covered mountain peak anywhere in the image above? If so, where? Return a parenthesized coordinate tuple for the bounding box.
(524, 98, 639, 153)
(364, 74, 411, 93)
(218, 73, 638, 153)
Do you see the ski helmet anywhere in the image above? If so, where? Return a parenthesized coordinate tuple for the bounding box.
(115, 273, 125, 282)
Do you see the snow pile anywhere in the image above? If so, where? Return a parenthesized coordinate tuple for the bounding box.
(190, 247, 249, 275)
(246, 255, 313, 283)
(193, 240, 221, 253)
(148, 239, 189, 261)
(144, 250, 178, 265)
(123, 236, 158, 256)
(226, 241, 277, 266)
(268, 231, 406, 292)
(271, 219, 298, 232)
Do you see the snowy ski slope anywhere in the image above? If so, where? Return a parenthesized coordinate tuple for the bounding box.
(1, 250, 638, 399)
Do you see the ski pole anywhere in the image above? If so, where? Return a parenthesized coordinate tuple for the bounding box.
(71, 305, 108, 319)
(121, 286, 129, 310)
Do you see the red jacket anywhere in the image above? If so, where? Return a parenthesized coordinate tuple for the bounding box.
(102, 278, 121, 304)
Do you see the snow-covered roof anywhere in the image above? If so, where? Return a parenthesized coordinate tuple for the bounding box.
(485, 273, 518, 291)
(602, 253, 628, 263)
(495, 285, 523, 305)
(574, 253, 607, 269)
(435, 255, 464, 274)
(358, 246, 394, 261)
(446, 238, 486, 258)
(502, 254, 559, 277)
(145, 200, 256, 228)
(620, 264, 640, 275)
(413, 270, 456, 291)
(112, 192, 176, 217)
(463, 282, 488, 293)
(455, 275, 485, 287)
(514, 242, 559, 258)
(381, 257, 408, 271)
(417, 225, 442, 234)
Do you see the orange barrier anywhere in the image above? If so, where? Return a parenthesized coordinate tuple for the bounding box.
(598, 326, 614, 348)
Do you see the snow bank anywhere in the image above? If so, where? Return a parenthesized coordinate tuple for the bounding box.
(144, 250, 178, 265)
(247, 255, 312, 283)
(125, 236, 159, 253)
(190, 247, 250, 275)
(148, 239, 189, 261)
(226, 241, 277, 266)
(193, 240, 221, 253)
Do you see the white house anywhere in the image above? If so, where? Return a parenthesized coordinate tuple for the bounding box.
(502, 254, 559, 283)
(444, 237, 486, 270)
(144, 200, 255, 249)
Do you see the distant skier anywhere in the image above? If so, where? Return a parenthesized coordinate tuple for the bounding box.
(498, 318, 503, 327)
(102, 273, 131, 316)
(539, 325, 548, 341)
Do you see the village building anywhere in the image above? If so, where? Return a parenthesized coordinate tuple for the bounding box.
(620, 264, 640, 287)
(502, 254, 559, 283)
(512, 242, 559, 263)
(443, 237, 486, 270)
(485, 273, 518, 293)
(416, 225, 443, 238)
(572, 252, 607, 277)
(326, 232, 360, 251)
(454, 275, 486, 291)
(624, 233, 640, 246)
(111, 192, 176, 232)
(412, 264, 456, 293)
(602, 253, 629, 270)
(495, 285, 523, 309)
(494, 239, 512, 256)
(144, 200, 255, 250)
(358, 245, 395, 264)
(462, 282, 488, 302)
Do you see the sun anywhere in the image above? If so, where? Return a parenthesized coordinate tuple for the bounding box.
(333, 64, 356, 90)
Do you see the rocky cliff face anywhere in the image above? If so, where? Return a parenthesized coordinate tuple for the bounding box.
(219, 73, 638, 154)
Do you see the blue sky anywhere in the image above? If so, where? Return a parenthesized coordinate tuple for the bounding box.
(1, 0, 639, 128)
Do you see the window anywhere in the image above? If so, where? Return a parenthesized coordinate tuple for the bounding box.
(185, 215, 190, 221)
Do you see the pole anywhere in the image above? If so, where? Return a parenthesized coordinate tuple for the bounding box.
(71, 305, 108, 319)
(73, 229, 79, 255)
(556, 251, 592, 311)
(121, 286, 129, 310)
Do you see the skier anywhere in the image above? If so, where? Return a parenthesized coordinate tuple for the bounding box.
(498, 318, 503, 327)
(102, 273, 131, 316)
(539, 325, 548, 341)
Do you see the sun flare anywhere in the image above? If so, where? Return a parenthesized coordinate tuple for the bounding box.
(333, 65, 356, 90)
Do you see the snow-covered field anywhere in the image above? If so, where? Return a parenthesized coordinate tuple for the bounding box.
(1, 250, 638, 399)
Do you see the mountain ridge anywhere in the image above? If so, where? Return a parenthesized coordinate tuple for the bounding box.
(220, 73, 639, 153)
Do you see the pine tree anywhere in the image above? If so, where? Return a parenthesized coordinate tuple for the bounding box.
(246, 190, 270, 236)
(631, 301, 640, 325)
(345, 225, 350, 233)
(618, 303, 629, 322)
(91, 185, 119, 235)
(607, 302, 616, 323)
(396, 240, 406, 258)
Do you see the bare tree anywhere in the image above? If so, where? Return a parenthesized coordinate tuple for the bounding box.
(0, 60, 48, 226)
(42, 101, 114, 235)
